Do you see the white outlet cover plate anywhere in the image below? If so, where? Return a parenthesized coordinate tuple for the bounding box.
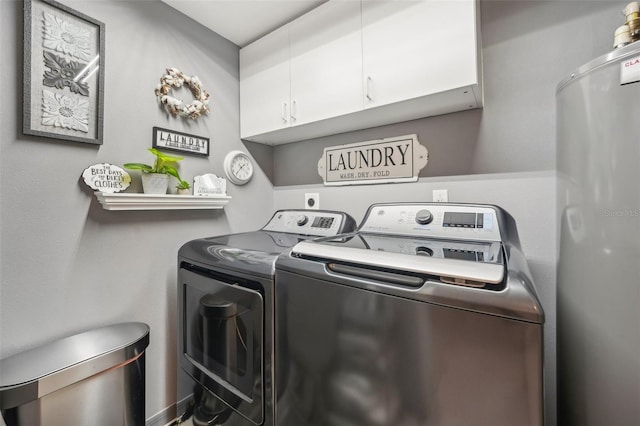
(305, 193, 320, 209)
(433, 189, 448, 202)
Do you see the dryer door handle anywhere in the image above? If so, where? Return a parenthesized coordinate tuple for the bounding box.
(327, 263, 424, 288)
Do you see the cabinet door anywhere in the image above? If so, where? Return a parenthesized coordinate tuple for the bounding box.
(289, 0, 363, 126)
(362, 0, 479, 108)
(240, 26, 291, 138)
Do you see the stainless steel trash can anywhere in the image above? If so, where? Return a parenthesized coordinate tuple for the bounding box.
(0, 322, 150, 426)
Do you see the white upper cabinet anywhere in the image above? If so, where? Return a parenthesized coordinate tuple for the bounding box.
(240, 25, 290, 138)
(361, 0, 480, 108)
(240, 0, 482, 144)
(289, 0, 363, 126)
(240, 1, 363, 139)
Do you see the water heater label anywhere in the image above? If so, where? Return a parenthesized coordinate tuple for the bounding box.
(621, 55, 640, 85)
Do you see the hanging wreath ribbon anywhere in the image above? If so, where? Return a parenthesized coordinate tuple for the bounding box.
(155, 68, 210, 119)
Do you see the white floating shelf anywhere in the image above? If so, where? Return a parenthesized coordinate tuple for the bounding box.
(95, 192, 231, 211)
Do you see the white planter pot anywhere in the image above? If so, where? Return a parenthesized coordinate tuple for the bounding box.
(177, 188, 191, 195)
(141, 173, 169, 194)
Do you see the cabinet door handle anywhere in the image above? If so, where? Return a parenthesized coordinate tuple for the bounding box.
(291, 100, 297, 122)
(366, 76, 372, 101)
(282, 102, 288, 123)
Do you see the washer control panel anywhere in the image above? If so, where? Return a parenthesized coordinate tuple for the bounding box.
(360, 234, 503, 264)
(359, 204, 503, 242)
(262, 210, 349, 236)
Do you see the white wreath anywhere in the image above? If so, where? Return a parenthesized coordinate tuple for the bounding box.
(155, 68, 210, 119)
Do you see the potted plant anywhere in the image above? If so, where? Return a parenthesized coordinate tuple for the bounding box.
(124, 148, 183, 194)
(176, 178, 192, 195)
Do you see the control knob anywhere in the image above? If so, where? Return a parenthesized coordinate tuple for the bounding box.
(415, 209, 433, 225)
(416, 246, 434, 256)
(297, 215, 309, 226)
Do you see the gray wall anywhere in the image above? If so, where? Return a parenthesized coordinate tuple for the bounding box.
(271, 0, 620, 186)
(0, 0, 273, 422)
(269, 3, 625, 426)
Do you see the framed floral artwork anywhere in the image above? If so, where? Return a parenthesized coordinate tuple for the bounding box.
(23, 0, 105, 145)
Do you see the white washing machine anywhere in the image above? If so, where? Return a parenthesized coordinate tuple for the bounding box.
(274, 202, 544, 426)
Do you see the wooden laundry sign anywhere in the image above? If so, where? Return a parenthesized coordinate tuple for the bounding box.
(317, 134, 428, 186)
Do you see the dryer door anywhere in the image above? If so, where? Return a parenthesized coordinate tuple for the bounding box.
(179, 267, 264, 425)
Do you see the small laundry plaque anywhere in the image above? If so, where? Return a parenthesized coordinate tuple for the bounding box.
(152, 127, 209, 156)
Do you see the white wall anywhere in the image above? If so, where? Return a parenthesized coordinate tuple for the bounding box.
(0, 0, 273, 422)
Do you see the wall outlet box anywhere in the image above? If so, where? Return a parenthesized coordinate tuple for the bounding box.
(305, 193, 320, 209)
(433, 189, 448, 202)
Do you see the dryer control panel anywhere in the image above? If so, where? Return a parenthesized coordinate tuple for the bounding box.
(262, 209, 355, 237)
(359, 203, 504, 242)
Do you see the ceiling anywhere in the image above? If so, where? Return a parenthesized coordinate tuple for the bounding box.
(161, 0, 327, 47)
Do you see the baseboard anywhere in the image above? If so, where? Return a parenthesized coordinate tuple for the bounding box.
(146, 394, 193, 426)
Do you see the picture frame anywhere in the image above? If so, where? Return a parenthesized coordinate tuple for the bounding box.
(23, 0, 105, 145)
(152, 127, 210, 157)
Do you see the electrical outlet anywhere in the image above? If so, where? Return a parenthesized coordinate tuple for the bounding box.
(305, 193, 320, 210)
(433, 189, 448, 202)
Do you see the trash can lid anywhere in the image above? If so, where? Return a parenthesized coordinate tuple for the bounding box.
(0, 322, 149, 409)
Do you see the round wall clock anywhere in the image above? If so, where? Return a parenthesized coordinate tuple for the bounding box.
(224, 150, 254, 185)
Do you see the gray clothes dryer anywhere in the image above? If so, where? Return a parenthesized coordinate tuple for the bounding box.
(177, 210, 356, 426)
(274, 202, 544, 426)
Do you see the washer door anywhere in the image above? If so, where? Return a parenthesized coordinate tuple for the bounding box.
(179, 267, 264, 425)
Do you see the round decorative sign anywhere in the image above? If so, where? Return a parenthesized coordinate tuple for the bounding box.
(82, 163, 131, 193)
(154, 67, 210, 119)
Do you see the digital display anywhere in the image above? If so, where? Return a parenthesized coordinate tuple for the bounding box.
(312, 217, 334, 229)
(443, 212, 483, 228)
(443, 249, 484, 261)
